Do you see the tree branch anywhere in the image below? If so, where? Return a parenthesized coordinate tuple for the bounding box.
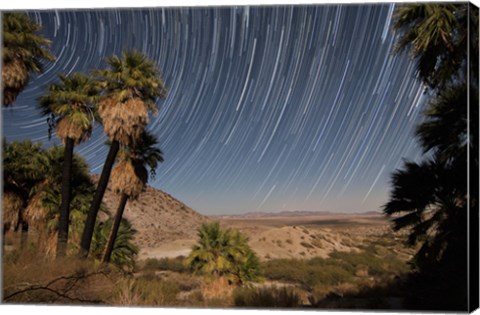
(3, 270, 108, 304)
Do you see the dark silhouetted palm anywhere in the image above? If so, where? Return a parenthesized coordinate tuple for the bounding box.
(393, 4, 474, 88)
(39, 73, 99, 257)
(2, 12, 55, 106)
(25, 146, 96, 256)
(79, 50, 167, 258)
(3, 140, 49, 248)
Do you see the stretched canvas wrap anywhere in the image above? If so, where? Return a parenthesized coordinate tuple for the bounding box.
(1, 1, 479, 313)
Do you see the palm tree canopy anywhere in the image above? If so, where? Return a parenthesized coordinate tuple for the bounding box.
(91, 217, 138, 269)
(393, 4, 474, 88)
(110, 131, 164, 199)
(22, 145, 94, 230)
(96, 50, 167, 106)
(95, 50, 167, 145)
(383, 156, 467, 269)
(186, 222, 262, 285)
(416, 85, 478, 164)
(38, 72, 99, 144)
(2, 12, 54, 71)
(2, 12, 55, 105)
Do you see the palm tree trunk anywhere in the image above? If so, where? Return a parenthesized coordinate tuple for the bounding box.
(56, 137, 74, 257)
(79, 140, 120, 258)
(20, 221, 29, 250)
(102, 192, 129, 263)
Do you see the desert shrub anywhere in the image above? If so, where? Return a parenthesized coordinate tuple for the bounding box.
(3, 254, 117, 304)
(329, 251, 404, 276)
(233, 286, 301, 308)
(262, 258, 352, 286)
(142, 256, 189, 273)
(111, 277, 179, 306)
(300, 241, 314, 249)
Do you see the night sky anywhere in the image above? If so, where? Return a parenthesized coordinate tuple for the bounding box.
(2, 4, 428, 215)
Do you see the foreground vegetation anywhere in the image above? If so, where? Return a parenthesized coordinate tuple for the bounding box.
(3, 221, 412, 308)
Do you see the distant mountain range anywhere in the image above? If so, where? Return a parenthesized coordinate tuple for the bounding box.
(214, 210, 382, 218)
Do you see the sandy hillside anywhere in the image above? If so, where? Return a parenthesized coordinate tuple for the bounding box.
(219, 214, 411, 261)
(100, 179, 410, 262)
(101, 181, 209, 258)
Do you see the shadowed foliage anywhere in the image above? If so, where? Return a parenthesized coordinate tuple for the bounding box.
(393, 4, 476, 89)
(382, 3, 478, 311)
(2, 12, 55, 106)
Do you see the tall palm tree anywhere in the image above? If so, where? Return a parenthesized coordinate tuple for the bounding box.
(102, 131, 163, 263)
(79, 50, 167, 258)
(39, 73, 99, 257)
(2, 12, 55, 106)
(393, 3, 474, 89)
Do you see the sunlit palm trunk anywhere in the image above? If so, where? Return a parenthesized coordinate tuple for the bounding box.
(79, 140, 120, 258)
(56, 137, 74, 257)
(102, 192, 129, 263)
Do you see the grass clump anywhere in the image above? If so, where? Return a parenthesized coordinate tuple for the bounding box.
(262, 257, 353, 287)
(233, 286, 301, 308)
(142, 256, 189, 273)
(111, 276, 179, 306)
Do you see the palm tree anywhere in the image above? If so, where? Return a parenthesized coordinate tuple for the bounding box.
(101, 131, 163, 263)
(393, 3, 475, 88)
(384, 158, 467, 268)
(3, 142, 96, 256)
(38, 73, 99, 257)
(2, 12, 55, 106)
(23, 145, 96, 257)
(79, 50, 167, 258)
(383, 156, 468, 308)
(92, 217, 138, 270)
(3, 140, 49, 248)
(186, 222, 262, 285)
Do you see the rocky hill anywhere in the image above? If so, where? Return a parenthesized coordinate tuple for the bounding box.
(100, 182, 209, 257)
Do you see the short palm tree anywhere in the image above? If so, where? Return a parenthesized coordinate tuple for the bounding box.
(92, 217, 138, 270)
(187, 222, 262, 285)
(2, 12, 55, 106)
(39, 72, 99, 257)
(3, 140, 49, 248)
(101, 131, 163, 263)
(3, 142, 96, 256)
(23, 146, 96, 257)
(79, 50, 167, 258)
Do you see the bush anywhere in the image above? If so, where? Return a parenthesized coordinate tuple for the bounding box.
(142, 256, 189, 273)
(111, 277, 179, 306)
(186, 222, 262, 285)
(262, 257, 353, 287)
(233, 286, 301, 308)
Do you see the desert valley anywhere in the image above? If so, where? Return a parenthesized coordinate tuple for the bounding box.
(4, 184, 415, 308)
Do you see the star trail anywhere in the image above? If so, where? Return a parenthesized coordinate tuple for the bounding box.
(2, 4, 427, 215)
